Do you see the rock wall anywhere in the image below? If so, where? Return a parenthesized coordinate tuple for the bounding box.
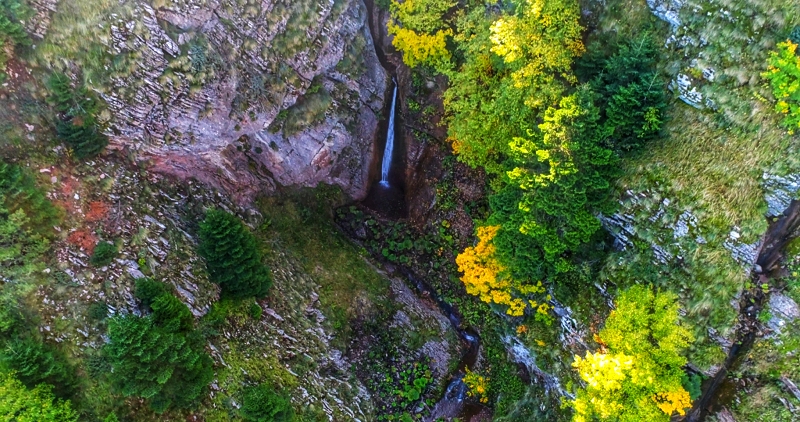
(33, 0, 388, 204)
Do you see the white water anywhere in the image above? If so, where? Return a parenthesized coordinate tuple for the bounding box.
(379, 82, 398, 187)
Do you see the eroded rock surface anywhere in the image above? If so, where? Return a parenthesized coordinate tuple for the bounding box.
(32, 0, 388, 203)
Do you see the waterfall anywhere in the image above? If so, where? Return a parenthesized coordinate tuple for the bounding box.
(380, 82, 398, 187)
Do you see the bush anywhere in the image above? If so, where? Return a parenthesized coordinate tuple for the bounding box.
(790, 25, 800, 45)
(0, 161, 61, 278)
(150, 294, 193, 332)
(90, 241, 117, 267)
(762, 41, 800, 133)
(248, 301, 263, 320)
(0, 0, 31, 76)
(240, 384, 295, 422)
(87, 301, 108, 321)
(198, 210, 272, 299)
(0, 372, 78, 421)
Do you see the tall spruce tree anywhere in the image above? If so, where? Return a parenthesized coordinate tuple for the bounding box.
(197, 210, 272, 300)
(47, 73, 109, 159)
(105, 314, 213, 413)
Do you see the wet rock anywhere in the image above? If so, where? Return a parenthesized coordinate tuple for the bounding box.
(765, 293, 800, 336)
(763, 173, 800, 217)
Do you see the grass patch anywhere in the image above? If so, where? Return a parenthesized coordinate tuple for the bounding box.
(256, 187, 391, 347)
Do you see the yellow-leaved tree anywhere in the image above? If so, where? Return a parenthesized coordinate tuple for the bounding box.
(455, 225, 549, 316)
(570, 285, 694, 421)
(387, 0, 456, 72)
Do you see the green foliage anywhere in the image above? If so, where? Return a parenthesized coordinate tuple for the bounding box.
(500, 88, 618, 277)
(87, 302, 109, 321)
(0, 371, 78, 422)
(762, 41, 800, 133)
(392, 362, 432, 406)
(790, 26, 800, 45)
(681, 373, 703, 401)
(0, 161, 60, 278)
(582, 37, 667, 153)
(248, 301, 263, 320)
(198, 209, 272, 300)
(444, 0, 584, 172)
(90, 241, 117, 267)
(1, 338, 75, 398)
(0, 0, 31, 75)
(134, 277, 170, 309)
(47, 73, 109, 158)
(104, 294, 213, 413)
(570, 286, 694, 421)
(387, 0, 455, 72)
(239, 383, 295, 422)
(150, 293, 193, 333)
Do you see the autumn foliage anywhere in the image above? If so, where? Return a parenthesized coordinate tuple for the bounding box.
(762, 40, 800, 133)
(570, 286, 694, 421)
(456, 226, 549, 316)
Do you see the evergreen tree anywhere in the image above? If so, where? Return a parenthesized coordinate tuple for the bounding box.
(198, 210, 272, 300)
(104, 314, 213, 413)
(134, 278, 170, 309)
(47, 73, 109, 159)
(1, 338, 75, 398)
(0, 0, 30, 77)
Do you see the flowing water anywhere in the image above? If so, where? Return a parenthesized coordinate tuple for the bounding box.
(380, 82, 398, 187)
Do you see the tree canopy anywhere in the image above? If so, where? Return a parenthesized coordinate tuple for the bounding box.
(105, 286, 213, 413)
(0, 372, 78, 422)
(198, 209, 272, 300)
(570, 286, 694, 421)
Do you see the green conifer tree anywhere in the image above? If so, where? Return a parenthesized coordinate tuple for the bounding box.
(104, 315, 213, 413)
(198, 210, 272, 300)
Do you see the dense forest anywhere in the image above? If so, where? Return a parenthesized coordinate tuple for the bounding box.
(1, 0, 800, 421)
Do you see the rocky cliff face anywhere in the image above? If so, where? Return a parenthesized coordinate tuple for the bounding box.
(32, 0, 388, 203)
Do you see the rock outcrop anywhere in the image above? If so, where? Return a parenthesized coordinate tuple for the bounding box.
(33, 0, 388, 203)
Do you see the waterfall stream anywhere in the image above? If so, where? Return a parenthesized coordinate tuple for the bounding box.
(380, 82, 398, 186)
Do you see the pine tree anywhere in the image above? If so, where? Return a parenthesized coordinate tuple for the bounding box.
(198, 210, 272, 300)
(104, 315, 213, 413)
(1, 338, 75, 398)
(47, 73, 109, 159)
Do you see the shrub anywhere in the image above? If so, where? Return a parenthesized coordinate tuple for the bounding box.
(248, 301, 263, 320)
(90, 241, 117, 267)
(0, 0, 31, 77)
(87, 301, 108, 321)
(239, 383, 295, 422)
(762, 41, 800, 133)
(790, 25, 800, 45)
(570, 286, 694, 421)
(0, 161, 61, 277)
(198, 209, 272, 300)
(150, 293, 193, 333)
